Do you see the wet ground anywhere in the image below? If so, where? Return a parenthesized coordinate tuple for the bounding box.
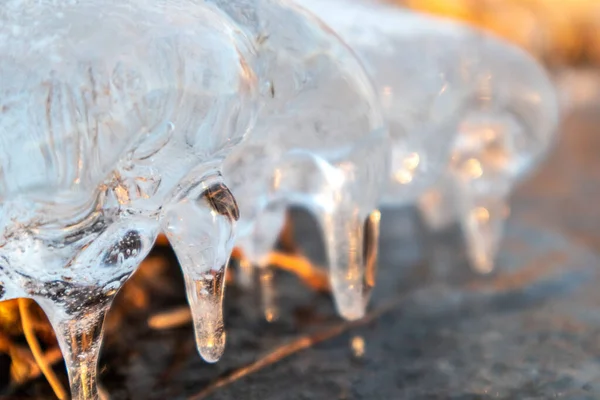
(3, 71, 600, 399)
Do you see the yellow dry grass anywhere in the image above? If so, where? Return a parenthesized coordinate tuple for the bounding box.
(397, 0, 600, 66)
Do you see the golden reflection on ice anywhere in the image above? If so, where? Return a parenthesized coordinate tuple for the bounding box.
(393, 152, 421, 184)
(394, 170, 413, 184)
(472, 206, 490, 222)
(403, 152, 420, 171)
(464, 158, 483, 178)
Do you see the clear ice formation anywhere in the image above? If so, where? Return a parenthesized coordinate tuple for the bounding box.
(0, 1, 257, 398)
(212, 0, 390, 322)
(294, 0, 560, 273)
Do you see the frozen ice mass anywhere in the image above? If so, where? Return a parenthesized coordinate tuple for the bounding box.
(0, 0, 560, 399)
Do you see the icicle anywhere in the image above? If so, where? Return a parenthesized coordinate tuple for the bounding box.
(39, 300, 108, 400)
(313, 205, 365, 321)
(162, 177, 239, 363)
(418, 176, 459, 232)
(456, 186, 509, 274)
(236, 256, 255, 289)
(258, 264, 278, 322)
(310, 206, 381, 321)
(249, 149, 384, 322)
(33, 219, 157, 400)
(363, 209, 381, 303)
(239, 202, 286, 322)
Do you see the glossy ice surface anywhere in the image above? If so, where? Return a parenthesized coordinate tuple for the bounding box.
(213, 0, 389, 321)
(294, 0, 560, 273)
(0, 1, 257, 398)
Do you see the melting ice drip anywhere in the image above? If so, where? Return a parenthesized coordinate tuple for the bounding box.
(295, 0, 560, 273)
(215, 0, 390, 322)
(0, 1, 257, 399)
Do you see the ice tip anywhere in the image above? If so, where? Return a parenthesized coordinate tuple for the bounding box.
(339, 307, 366, 321)
(197, 331, 226, 363)
(335, 297, 366, 321)
(470, 252, 495, 275)
(331, 279, 368, 321)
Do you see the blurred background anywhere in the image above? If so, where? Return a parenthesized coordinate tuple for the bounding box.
(399, 0, 600, 67)
(396, 0, 600, 110)
(2, 1, 600, 399)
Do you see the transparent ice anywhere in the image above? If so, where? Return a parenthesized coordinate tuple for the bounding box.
(211, 0, 390, 322)
(0, 1, 257, 398)
(295, 0, 560, 273)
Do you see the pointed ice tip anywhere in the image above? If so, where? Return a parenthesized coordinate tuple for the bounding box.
(339, 307, 366, 322)
(264, 308, 279, 323)
(471, 252, 495, 275)
(334, 293, 366, 321)
(197, 332, 226, 363)
(330, 273, 368, 321)
(460, 200, 508, 276)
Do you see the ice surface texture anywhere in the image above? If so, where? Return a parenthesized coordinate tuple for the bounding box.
(294, 0, 560, 273)
(213, 0, 390, 321)
(0, 1, 257, 398)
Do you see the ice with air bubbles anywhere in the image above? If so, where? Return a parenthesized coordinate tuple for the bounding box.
(0, 0, 256, 398)
(216, 0, 389, 323)
(295, 0, 559, 273)
(0, 0, 560, 399)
